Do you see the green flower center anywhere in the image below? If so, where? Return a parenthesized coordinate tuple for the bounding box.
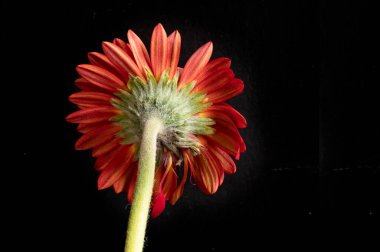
(111, 71, 215, 159)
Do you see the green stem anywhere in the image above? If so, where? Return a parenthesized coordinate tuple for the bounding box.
(124, 117, 163, 252)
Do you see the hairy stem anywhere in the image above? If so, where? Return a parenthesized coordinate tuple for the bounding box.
(125, 117, 163, 252)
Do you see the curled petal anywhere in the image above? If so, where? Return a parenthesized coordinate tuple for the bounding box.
(179, 42, 213, 88)
(150, 23, 168, 80)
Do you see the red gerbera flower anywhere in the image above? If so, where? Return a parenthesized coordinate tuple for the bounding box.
(66, 23, 246, 218)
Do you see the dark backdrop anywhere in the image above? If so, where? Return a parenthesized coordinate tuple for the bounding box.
(10, 0, 378, 251)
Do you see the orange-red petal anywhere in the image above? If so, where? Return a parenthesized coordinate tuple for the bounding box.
(102, 41, 144, 78)
(69, 91, 113, 107)
(66, 106, 120, 124)
(97, 144, 136, 190)
(75, 124, 120, 150)
(161, 156, 177, 198)
(206, 78, 244, 103)
(205, 103, 247, 128)
(77, 121, 109, 134)
(76, 64, 124, 92)
(150, 23, 168, 80)
(113, 173, 128, 193)
(113, 38, 134, 58)
(126, 162, 138, 202)
(127, 30, 152, 74)
(210, 147, 236, 174)
(95, 145, 124, 171)
(92, 137, 121, 158)
(169, 150, 189, 205)
(195, 69, 234, 94)
(179, 42, 213, 88)
(192, 149, 220, 194)
(206, 125, 241, 159)
(74, 78, 109, 93)
(167, 31, 181, 79)
(196, 57, 231, 83)
(210, 112, 246, 154)
(88, 52, 128, 81)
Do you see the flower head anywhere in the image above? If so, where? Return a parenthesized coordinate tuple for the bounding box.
(67, 23, 246, 217)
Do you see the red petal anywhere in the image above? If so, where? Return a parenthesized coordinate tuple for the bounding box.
(95, 145, 124, 171)
(126, 162, 138, 202)
(76, 64, 124, 92)
(206, 78, 244, 103)
(192, 149, 220, 194)
(74, 78, 108, 93)
(127, 30, 152, 74)
(75, 124, 120, 150)
(169, 150, 188, 205)
(88, 52, 128, 81)
(97, 144, 136, 190)
(150, 23, 168, 80)
(92, 137, 121, 157)
(102, 42, 144, 79)
(178, 42, 213, 88)
(151, 191, 166, 218)
(161, 155, 177, 198)
(77, 121, 109, 134)
(113, 38, 134, 58)
(66, 106, 120, 124)
(206, 125, 240, 159)
(69, 92, 113, 107)
(162, 167, 177, 199)
(113, 173, 128, 193)
(196, 57, 231, 83)
(153, 164, 164, 196)
(205, 103, 247, 128)
(210, 112, 246, 154)
(167, 31, 181, 79)
(210, 147, 236, 174)
(194, 69, 234, 94)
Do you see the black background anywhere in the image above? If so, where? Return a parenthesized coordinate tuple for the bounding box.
(10, 0, 379, 251)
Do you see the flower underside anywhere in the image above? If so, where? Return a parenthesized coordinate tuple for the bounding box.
(111, 71, 215, 162)
(66, 23, 247, 220)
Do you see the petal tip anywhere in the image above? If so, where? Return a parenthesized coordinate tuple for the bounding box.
(155, 23, 164, 29)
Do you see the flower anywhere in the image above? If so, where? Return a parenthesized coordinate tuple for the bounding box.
(66, 23, 246, 218)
